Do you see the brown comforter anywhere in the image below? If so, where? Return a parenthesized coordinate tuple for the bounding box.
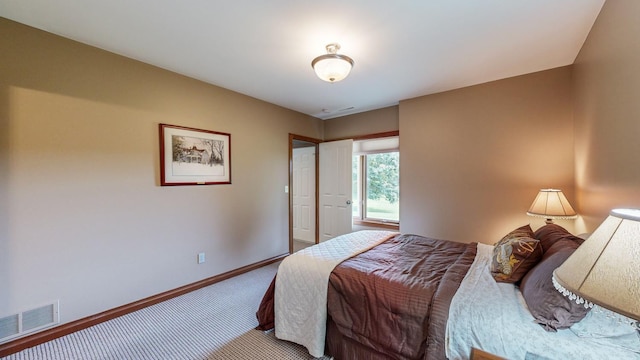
(256, 234, 477, 360)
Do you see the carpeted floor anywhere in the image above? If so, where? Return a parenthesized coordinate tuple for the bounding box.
(292, 239, 315, 253)
(3, 262, 331, 360)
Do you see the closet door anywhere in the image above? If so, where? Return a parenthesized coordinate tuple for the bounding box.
(292, 146, 316, 243)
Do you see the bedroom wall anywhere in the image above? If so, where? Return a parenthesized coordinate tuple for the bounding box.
(323, 106, 399, 140)
(0, 18, 322, 325)
(572, 0, 640, 230)
(399, 67, 576, 243)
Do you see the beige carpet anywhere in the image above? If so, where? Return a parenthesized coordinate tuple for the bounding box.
(3, 262, 331, 360)
(292, 239, 315, 253)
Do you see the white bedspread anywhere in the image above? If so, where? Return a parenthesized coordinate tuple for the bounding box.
(274, 230, 398, 357)
(446, 243, 640, 360)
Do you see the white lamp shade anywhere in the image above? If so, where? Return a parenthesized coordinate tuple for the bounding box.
(312, 55, 353, 82)
(553, 208, 640, 321)
(527, 189, 577, 219)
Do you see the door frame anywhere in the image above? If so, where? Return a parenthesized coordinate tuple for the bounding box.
(288, 131, 399, 253)
(289, 134, 321, 254)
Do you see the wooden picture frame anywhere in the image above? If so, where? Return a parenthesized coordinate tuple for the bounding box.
(159, 124, 231, 186)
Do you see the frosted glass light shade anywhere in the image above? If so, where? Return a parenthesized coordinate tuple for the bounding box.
(553, 208, 640, 321)
(527, 189, 577, 223)
(311, 43, 354, 83)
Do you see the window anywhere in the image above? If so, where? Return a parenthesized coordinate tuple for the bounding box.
(352, 136, 399, 226)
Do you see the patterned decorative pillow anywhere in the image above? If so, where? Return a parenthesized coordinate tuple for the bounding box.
(491, 225, 543, 283)
(495, 224, 535, 245)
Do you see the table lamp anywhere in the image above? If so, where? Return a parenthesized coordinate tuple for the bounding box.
(553, 208, 640, 332)
(527, 189, 577, 224)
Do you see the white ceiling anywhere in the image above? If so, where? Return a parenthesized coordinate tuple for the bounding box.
(1, 1, 605, 119)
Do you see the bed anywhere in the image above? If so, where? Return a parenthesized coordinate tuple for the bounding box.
(256, 228, 640, 359)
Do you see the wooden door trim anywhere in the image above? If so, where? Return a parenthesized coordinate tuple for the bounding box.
(289, 134, 321, 254)
(325, 130, 399, 142)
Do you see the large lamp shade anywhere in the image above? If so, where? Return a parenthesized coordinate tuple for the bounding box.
(553, 208, 640, 322)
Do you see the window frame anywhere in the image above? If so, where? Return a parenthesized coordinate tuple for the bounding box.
(351, 132, 400, 230)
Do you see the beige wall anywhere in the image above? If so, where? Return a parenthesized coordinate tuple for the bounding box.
(323, 106, 398, 140)
(0, 19, 322, 324)
(399, 67, 576, 243)
(572, 0, 640, 230)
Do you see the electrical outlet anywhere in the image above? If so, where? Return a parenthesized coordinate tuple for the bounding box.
(197, 252, 205, 264)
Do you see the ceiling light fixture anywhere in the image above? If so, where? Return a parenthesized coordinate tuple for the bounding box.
(311, 43, 354, 83)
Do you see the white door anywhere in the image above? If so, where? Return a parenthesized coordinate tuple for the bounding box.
(319, 139, 353, 242)
(292, 147, 316, 243)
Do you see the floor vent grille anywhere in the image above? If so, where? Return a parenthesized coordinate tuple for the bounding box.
(0, 301, 59, 343)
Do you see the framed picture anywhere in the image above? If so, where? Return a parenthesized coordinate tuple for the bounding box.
(159, 124, 231, 186)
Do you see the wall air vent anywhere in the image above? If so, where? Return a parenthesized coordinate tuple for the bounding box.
(0, 301, 59, 343)
(0, 314, 19, 341)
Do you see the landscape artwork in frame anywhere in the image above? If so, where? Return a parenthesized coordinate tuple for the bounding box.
(160, 124, 231, 186)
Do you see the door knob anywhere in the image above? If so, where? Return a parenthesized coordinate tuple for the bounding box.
(346, 200, 352, 205)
